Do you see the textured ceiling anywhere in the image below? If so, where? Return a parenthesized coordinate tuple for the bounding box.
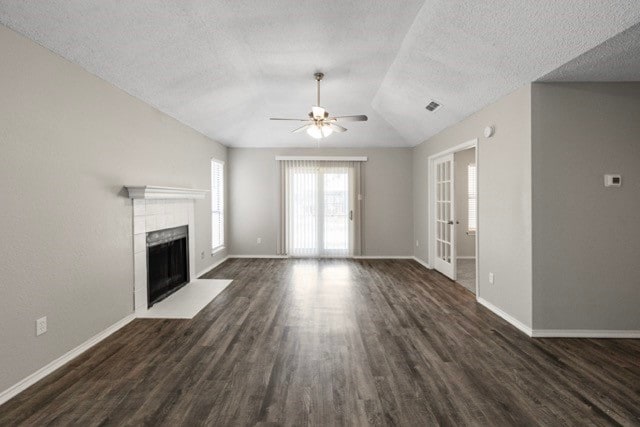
(1, 1, 639, 148)
(540, 22, 640, 82)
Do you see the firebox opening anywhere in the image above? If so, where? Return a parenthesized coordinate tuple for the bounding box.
(146, 225, 189, 307)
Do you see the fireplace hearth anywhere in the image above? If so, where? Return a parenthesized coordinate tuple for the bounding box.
(146, 225, 189, 307)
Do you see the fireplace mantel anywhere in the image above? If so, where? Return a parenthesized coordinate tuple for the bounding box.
(125, 185, 208, 200)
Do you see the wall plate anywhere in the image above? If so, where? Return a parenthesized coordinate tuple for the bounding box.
(604, 174, 622, 187)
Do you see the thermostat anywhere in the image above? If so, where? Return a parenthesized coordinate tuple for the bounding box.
(604, 174, 622, 187)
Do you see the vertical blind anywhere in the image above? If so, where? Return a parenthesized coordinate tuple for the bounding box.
(211, 159, 224, 249)
(278, 160, 362, 257)
(468, 163, 477, 232)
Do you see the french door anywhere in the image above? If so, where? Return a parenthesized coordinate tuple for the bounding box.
(288, 163, 353, 257)
(433, 154, 456, 279)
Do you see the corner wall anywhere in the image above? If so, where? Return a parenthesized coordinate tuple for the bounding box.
(413, 85, 533, 329)
(531, 83, 640, 331)
(0, 25, 227, 394)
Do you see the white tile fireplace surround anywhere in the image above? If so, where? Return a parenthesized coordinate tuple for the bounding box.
(125, 186, 207, 314)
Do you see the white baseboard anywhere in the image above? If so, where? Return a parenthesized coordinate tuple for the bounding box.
(353, 256, 413, 260)
(196, 256, 229, 278)
(412, 256, 432, 269)
(531, 329, 640, 338)
(228, 255, 415, 260)
(456, 256, 476, 260)
(0, 314, 136, 406)
(477, 297, 533, 337)
(227, 255, 288, 259)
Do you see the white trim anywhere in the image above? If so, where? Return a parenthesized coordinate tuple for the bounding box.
(412, 256, 432, 269)
(477, 297, 533, 337)
(211, 245, 226, 255)
(228, 255, 289, 259)
(531, 329, 640, 338)
(352, 256, 413, 259)
(227, 255, 417, 260)
(427, 139, 479, 295)
(196, 256, 229, 278)
(456, 256, 476, 260)
(275, 156, 367, 162)
(426, 139, 478, 161)
(125, 185, 208, 200)
(0, 314, 135, 406)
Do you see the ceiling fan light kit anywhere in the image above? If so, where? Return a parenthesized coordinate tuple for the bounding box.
(270, 72, 368, 140)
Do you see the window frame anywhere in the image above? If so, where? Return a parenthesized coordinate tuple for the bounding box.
(211, 158, 225, 252)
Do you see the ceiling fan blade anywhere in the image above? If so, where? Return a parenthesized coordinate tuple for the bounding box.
(328, 123, 347, 133)
(331, 115, 368, 122)
(311, 106, 326, 119)
(270, 118, 311, 121)
(292, 124, 312, 133)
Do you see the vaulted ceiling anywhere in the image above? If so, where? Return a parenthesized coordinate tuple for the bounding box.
(1, 1, 639, 147)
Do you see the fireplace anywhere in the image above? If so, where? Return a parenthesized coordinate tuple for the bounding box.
(146, 225, 189, 307)
(126, 186, 207, 313)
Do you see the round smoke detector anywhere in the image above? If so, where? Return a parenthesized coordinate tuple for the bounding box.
(484, 126, 495, 138)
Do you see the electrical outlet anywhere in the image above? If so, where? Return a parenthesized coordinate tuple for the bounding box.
(416, 240, 420, 247)
(488, 272, 494, 285)
(36, 316, 47, 336)
(201, 251, 205, 260)
(257, 237, 262, 244)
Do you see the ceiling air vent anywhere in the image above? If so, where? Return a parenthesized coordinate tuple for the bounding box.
(425, 100, 442, 112)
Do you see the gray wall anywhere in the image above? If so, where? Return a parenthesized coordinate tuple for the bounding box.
(413, 85, 532, 328)
(0, 25, 227, 393)
(454, 147, 476, 258)
(532, 83, 640, 330)
(228, 148, 413, 257)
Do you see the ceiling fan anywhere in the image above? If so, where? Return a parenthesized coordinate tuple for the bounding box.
(270, 72, 368, 139)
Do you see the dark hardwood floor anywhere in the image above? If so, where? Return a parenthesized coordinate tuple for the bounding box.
(1, 258, 639, 426)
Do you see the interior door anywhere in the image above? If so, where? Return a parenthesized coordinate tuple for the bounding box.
(433, 154, 456, 279)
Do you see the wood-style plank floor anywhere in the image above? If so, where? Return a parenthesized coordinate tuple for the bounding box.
(1, 259, 639, 426)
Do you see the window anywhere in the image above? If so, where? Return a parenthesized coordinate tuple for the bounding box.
(211, 159, 224, 251)
(468, 163, 477, 233)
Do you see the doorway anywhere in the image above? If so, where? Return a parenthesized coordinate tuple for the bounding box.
(453, 147, 476, 293)
(429, 139, 478, 294)
(287, 162, 354, 257)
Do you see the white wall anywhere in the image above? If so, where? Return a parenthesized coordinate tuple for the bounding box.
(532, 83, 640, 331)
(413, 85, 533, 329)
(0, 25, 227, 393)
(228, 147, 413, 257)
(454, 147, 476, 258)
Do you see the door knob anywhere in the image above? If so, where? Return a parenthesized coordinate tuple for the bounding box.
(447, 220, 454, 225)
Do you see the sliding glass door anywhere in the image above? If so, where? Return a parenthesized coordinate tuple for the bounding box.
(288, 163, 353, 257)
